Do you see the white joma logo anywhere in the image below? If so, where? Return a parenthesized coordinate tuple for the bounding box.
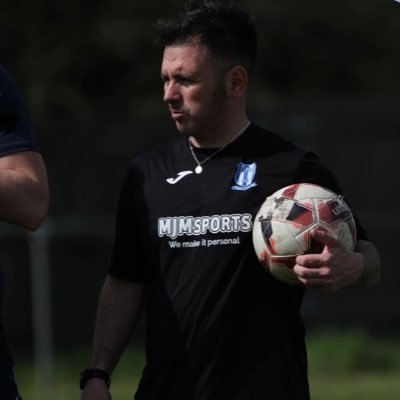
(166, 170, 193, 184)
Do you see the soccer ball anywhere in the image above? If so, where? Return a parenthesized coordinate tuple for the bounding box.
(252, 183, 357, 285)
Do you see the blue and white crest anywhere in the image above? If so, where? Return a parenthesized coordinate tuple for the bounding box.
(231, 162, 258, 191)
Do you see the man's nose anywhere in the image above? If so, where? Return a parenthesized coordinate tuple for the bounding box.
(163, 81, 180, 103)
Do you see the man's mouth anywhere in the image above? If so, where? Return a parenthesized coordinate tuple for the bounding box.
(170, 109, 188, 120)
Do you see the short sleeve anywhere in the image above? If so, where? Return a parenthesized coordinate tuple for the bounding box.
(109, 163, 151, 282)
(294, 151, 369, 241)
(0, 65, 40, 155)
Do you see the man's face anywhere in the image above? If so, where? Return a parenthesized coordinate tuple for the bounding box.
(161, 42, 228, 138)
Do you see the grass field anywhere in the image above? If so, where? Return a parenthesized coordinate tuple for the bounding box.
(307, 329, 400, 399)
(14, 329, 400, 399)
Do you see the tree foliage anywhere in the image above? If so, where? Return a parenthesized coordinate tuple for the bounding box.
(1, 0, 399, 122)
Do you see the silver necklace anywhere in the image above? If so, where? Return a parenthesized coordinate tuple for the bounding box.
(188, 121, 251, 174)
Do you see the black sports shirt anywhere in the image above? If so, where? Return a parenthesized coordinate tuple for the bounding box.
(110, 123, 367, 400)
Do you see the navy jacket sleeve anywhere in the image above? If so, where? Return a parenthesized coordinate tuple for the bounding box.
(0, 65, 40, 156)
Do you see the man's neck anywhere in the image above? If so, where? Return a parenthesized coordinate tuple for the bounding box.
(190, 115, 249, 149)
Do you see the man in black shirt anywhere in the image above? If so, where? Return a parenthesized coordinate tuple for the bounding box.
(80, 2, 380, 399)
(0, 65, 49, 400)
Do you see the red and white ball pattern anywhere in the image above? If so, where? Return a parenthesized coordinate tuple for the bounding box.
(252, 183, 357, 285)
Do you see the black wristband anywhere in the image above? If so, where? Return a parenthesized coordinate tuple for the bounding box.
(80, 368, 111, 390)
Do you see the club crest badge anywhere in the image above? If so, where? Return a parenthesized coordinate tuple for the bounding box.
(231, 162, 258, 191)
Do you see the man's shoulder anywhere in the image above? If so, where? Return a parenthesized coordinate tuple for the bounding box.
(127, 135, 184, 171)
(137, 135, 183, 158)
(243, 122, 305, 157)
(0, 65, 21, 99)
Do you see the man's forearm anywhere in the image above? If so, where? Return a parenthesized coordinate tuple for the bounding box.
(354, 240, 381, 287)
(89, 275, 145, 373)
(0, 152, 48, 230)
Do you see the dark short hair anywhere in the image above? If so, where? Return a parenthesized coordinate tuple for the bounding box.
(155, 0, 258, 75)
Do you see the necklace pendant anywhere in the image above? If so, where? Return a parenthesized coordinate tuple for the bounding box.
(195, 165, 203, 174)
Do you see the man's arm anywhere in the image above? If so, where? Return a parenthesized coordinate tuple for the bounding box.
(0, 151, 49, 230)
(294, 229, 381, 292)
(351, 239, 381, 287)
(81, 275, 146, 400)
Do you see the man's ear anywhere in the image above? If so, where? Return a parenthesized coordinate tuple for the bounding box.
(226, 65, 248, 97)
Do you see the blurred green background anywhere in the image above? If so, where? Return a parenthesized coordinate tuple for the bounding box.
(1, 0, 399, 398)
(13, 331, 400, 399)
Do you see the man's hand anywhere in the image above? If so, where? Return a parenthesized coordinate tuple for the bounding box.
(81, 378, 111, 400)
(293, 228, 364, 292)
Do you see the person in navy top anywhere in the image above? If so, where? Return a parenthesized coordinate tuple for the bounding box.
(0, 65, 49, 400)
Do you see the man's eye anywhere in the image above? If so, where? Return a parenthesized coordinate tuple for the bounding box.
(179, 77, 196, 85)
